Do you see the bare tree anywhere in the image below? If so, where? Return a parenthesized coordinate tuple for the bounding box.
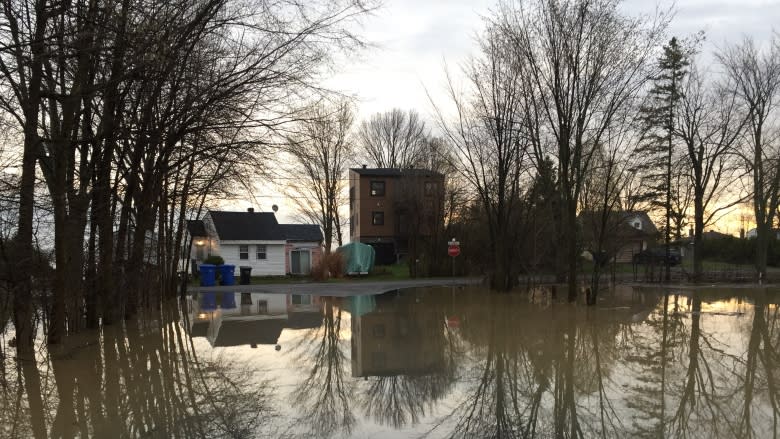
(357, 108, 429, 169)
(285, 100, 355, 252)
(718, 35, 780, 280)
(579, 113, 643, 304)
(432, 24, 529, 290)
(676, 64, 747, 280)
(497, 0, 668, 300)
(0, 0, 375, 345)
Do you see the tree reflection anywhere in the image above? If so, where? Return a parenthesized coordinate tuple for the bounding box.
(361, 371, 455, 428)
(734, 291, 780, 438)
(627, 290, 780, 439)
(445, 295, 524, 438)
(431, 287, 650, 438)
(288, 297, 356, 437)
(355, 289, 457, 429)
(0, 302, 277, 438)
(2, 287, 779, 438)
(627, 293, 687, 437)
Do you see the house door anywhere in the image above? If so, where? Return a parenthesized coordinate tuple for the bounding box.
(290, 250, 311, 275)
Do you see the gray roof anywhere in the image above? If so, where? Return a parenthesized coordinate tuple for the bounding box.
(208, 211, 322, 242)
(621, 211, 659, 235)
(186, 220, 207, 237)
(209, 211, 283, 241)
(280, 224, 323, 242)
(211, 317, 287, 347)
(286, 311, 324, 329)
(350, 167, 443, 178)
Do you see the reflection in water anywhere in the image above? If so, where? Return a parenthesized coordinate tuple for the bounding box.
(0, 286, 778, 438)
(427, 286, 780, 439)
(0, 304, 276, 438)
(353, 290, 456, 428)
(288, 297, 356, 437)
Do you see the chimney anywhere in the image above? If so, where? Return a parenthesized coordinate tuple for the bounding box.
(247, 207, 254, 213)
(362, 164, 367, 169)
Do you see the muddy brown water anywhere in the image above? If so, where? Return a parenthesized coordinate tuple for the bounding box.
(1, 285, 778, 438)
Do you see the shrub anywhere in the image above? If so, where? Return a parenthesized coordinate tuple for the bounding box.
(203, 255, 224, 266)
(699, 236, 780, 267)
(311, 252, 346, 281)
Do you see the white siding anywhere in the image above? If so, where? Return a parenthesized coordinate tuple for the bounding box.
(219, 242, 286, 276)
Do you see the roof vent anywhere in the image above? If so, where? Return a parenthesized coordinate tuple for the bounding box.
(247, 207, 254, 213)
(362, 164, 367, 169)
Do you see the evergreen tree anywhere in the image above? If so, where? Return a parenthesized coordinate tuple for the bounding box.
(637, 38, 690, 282)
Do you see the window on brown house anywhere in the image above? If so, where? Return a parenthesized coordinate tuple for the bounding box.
(372, 211, 384, 226)
(370, 180, 385, 196)
(424, 181, 435, 196)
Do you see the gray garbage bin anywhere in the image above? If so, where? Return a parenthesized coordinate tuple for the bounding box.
(240, 266, 252, 285)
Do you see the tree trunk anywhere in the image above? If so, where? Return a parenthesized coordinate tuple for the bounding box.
(566, 200, 578, 302)
(693, 193, 704, 282)
(12, 0, 48, 356)
(755, 221, 769, 281)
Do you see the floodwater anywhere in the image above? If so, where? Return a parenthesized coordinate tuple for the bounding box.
(1, 285, 779, 438)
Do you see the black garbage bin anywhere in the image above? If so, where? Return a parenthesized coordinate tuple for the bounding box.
(240, 266, 252, 285)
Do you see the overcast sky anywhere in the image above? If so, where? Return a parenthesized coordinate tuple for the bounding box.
(327, 0, 779, 123)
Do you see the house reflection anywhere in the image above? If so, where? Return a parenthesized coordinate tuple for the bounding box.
(187, 292, 324, 347)
(350, 289, 446, 377)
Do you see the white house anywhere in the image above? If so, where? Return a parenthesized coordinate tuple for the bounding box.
(186, 292, 323, 347)
(745, 228, 780, 240)
(187, 209, 323, 276)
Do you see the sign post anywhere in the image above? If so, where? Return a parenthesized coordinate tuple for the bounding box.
(448, 239, 460, 277)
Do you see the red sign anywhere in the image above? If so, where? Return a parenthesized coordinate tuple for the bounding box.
(448, 244, 460, 257)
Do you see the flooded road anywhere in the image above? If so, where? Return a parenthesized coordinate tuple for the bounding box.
(1, 285, 778, 438)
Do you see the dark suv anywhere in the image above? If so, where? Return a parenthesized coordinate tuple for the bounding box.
(632, 247, 682, 266)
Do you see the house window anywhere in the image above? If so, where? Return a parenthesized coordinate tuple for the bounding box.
(370, 180, 385, 197)
(292, 294, 312, 305)
(256, 244, 267, 260)
(372, 211, 384, 226)
(372, 324, 386, 338)
(239, 245, 249, 260)
(424, 181, 435, 196)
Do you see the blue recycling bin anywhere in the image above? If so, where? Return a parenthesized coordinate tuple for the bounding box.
(221, 292, 236, 309)
(200, 292, 217, 311)
(219, 264, 235, 286)
(199, 264, 216, 286)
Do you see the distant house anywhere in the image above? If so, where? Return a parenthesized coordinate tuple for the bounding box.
(580, 210, 659, 263)
(745, 228, 780, 240)
(186, 208, 323, 276)
(349, 166, 445, 265)
(701, 230, 735, 240)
